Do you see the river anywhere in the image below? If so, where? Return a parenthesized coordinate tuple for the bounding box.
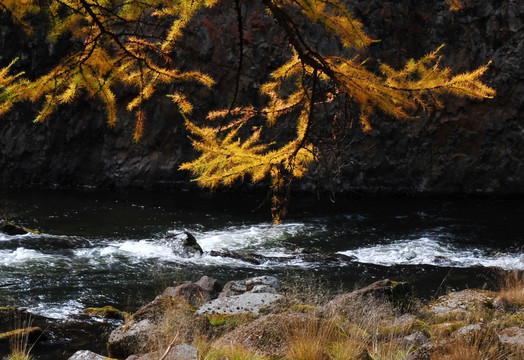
(1, 188, 523, 320)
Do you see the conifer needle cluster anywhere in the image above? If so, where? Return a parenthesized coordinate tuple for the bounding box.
(0, 0, 495, 222)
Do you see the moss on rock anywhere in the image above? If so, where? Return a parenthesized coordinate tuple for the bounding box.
(82, 306, 124, 320)
(0, 327, 43, 343)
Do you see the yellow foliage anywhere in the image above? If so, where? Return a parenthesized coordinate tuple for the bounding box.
(0, 0, 495, 221)
(445, 0, 464, 11)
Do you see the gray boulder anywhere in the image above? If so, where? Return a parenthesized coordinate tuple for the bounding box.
(196, 292, 282, 315)
(107, 319, 153, 358)
(397, 331, 430, 349)
(322, 279, 408, 317)
(423, 289, 495, 319)
(127, 344, 198, 360)
(498, 326, 524, 349)
(68, 350, 108, 360)
(218, 276, 280, 298)
(162, 275, 221, 306)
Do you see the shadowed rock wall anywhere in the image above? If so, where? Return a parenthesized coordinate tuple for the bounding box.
(0, 0, 522, 194)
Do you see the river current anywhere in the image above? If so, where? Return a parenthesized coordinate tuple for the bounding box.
(1, 189, 523, 319)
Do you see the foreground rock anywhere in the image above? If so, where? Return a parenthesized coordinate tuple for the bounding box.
(68, 350, 115, 360)
(106, 275, 283, 358)
(0, 306, 119, 359)
(69, 275, 524, 359)
(126, 344, 197, 360)
(107, 319, 153, 359)
(422, 289, 495, 320)
(498, 326, 524, 350)
(162, 275, 220, 306)
(196, 292, 282, 316)
(218, 275, 280, 298)
(322, 279, 408, 317)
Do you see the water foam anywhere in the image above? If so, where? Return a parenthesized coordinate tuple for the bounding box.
(0, 247, 55, 266)
(338, 237, 524, 270)
(186, 221, 320, 252)
(68, 221, 320, 269)
(26, 299, 85, 319)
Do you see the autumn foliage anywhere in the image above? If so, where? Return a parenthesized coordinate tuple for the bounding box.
(0, 0, 495, 221)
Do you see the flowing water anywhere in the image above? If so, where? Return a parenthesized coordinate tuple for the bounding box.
(1, 189, 523, 320)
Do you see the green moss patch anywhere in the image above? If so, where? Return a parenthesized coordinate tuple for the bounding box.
(82, 306, 124, 320)
(207, 313, 257, 329)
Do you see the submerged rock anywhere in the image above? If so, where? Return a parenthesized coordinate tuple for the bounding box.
(0, 220, 32, 235)
(208, 250, 263, 265)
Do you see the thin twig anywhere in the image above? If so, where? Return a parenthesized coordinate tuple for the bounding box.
(158, 330, 180, 360)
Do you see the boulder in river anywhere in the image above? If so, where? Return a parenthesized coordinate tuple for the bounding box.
(0, 220, 34, 235)
(164, 231, 203, 258)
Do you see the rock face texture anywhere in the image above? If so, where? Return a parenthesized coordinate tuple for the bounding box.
(0, 0, 522, 194)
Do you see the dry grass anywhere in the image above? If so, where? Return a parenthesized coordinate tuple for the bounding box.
(135, 273, 524, 360)
(429, 327, 507, 360)
(284, 294, 413, 360)
(285, 316, 333, 360)
(140, 297, 207, 355)
(2, 314, 39, 360)
(496, 270, 524, 309)
(203, 344, 270, 360)
(275, 274, 341, 311)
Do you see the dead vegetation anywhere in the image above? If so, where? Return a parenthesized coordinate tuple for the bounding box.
(131, 270, 524, 360)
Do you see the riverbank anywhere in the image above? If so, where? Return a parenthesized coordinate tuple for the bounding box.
(2, 271, 524, 360)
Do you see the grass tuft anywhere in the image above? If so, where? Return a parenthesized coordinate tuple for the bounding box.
(203, 344, 269, 360)
(496, 270, 524, 309)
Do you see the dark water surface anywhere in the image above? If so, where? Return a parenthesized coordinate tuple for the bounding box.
(1, 189, 523, 320)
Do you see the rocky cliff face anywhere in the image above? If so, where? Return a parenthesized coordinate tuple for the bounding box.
(0, 0, 522, 194)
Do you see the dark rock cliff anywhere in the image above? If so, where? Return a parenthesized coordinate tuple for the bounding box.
(0, 0, 522, 194)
